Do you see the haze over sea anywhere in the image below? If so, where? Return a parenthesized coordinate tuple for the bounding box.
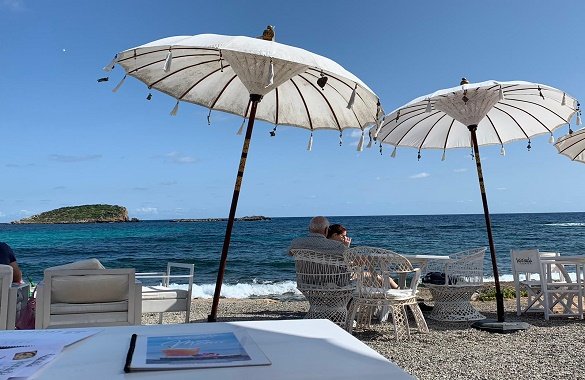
(3, 212, 585, 299)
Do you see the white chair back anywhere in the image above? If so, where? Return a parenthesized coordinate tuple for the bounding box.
(511, 249, 542, 276)
(0, 265, 13, 330)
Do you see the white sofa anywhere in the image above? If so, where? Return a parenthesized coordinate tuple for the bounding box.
(35, 259, 142, 329)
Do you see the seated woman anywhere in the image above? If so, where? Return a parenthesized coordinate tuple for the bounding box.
(326, 224, 352, 247)
(328, 225, 399, 290)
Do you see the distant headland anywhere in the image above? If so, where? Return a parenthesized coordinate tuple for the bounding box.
(171, 215, 271, 222)
(12, 204, 140, 224)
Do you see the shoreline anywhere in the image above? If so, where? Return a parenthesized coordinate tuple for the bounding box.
(142, 293, 585, 379)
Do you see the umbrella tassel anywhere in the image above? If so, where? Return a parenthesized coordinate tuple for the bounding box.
(577, 112, 582, 126)
(395, 109, 401, 121)
(347, 84, 357, 109)
(390, 146, 397, 158)
(500, 145, 506, 156)
(102, 54, 117, 72)
(112, 75, 126, 93)
(236, 119, 246, 135)
(417, 150, 421, 161)
(441, 150, 446, 161)
(307, 133, 313, 151)
(207, 109, 212, 126)
(562, 93, 566, 106)
(549, 134, 555, 144)
(170, 101, 179, 116)
(425, 99, 432, 113)
(357, 132, 365, 152)
(163, 50, 173, 72)
(366, 130, 373, 148)
(266, 58, 274, 87)
(339, 132, 343, 146)
(527, 140, 532, 151)
(499, 85, 505, 100)
(379, 142, 383, 155)
(538, 86, 544, 100)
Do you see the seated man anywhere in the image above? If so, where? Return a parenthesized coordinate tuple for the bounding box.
(0, 242, 22, 283)
(288, 216, 346, 257)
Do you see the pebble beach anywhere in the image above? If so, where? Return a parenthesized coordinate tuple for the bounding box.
(142, 288, 585, 380)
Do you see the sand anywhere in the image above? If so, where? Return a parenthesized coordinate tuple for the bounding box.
(141, 291, 585, 380)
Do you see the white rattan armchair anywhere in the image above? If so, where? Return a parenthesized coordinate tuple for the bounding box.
(291, 249, 355, 329)
(425, 247, 486, 321)
(0, 265, 29, 330)
(345, 246, 428, 341)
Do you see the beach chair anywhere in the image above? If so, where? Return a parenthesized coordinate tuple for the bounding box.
(424, 247, 486, 322)
(35, 259, 142, 329)
(345, 246, 428, 341)
(512, 249, 583, 320)
(0, 265, 29, 330)
(291, 249, 355, 329)
(136, 262, 194, 324)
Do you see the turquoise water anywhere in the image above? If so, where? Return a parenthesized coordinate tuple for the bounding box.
(2, 213, 585, 298)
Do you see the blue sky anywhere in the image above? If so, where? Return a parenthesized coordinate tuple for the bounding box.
(1, 0, 585, 222)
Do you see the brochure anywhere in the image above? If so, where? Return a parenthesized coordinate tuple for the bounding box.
(125, 330, 271, 372)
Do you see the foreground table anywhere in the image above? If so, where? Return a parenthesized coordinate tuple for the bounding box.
(28, 319, 413, 379)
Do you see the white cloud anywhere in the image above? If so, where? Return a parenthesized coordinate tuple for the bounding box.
(1, 0, 25, 10)
(135, 207, 158, 214)
(496, 187, 507, 191)
(453, 168, 467, 173)
(165, 152, 197, 164)
(409, 172, 430, 179)
(49, 154, 102, 163)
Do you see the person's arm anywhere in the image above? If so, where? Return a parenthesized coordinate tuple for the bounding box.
(10, 261, 22, 283)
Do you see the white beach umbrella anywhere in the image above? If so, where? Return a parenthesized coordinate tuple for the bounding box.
(102, 28, 381, 322)
(374, 79, 579, 329)
(555, 128, 585, 163)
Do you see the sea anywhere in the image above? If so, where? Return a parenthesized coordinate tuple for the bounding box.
(2, 212, 585, 299)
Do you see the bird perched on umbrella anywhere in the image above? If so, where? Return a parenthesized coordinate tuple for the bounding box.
(259, 25, 275, 41)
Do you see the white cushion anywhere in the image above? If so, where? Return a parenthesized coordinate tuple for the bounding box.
(46, 259, 105, 271)
(362, 287, 416, 300)
(142, 286, 188, 300)
(51, 275, 129, 303)
(51, 300, 128, 315)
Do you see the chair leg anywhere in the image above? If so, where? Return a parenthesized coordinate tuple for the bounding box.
(390, 304, 410, 341)
(158, 312, 163, 324)
(408, 303, 429, 334)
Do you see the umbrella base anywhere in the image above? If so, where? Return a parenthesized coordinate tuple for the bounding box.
(471, 319, 531, 334)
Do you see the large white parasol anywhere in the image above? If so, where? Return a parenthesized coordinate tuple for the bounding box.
(102, 28, 381, 322)
(374, 79, 579, 330)
(555, 128, 585, 163)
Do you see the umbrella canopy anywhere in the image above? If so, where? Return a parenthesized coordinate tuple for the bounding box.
(103, 29, 381, 322)
(106, 33, 380, 135)
(555, 128, 585, 163)
(374, 79, 580, 326)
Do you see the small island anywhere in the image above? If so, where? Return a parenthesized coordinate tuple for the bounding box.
(171, 215, 271, 222)
(12, 204, 139, 224)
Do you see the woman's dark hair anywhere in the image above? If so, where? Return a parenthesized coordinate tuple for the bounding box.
(327, 224, 347, 239)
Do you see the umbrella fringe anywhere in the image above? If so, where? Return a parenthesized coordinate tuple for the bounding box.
(390, 146, 397, 158)
(562, 93, 566, 106)
(170, 101, 179, 116)
(347, 84, 357, 109)
(425, 99, 432, 113)
(357, 132, 365, 152)
(499, 85, 505, 100)
(307, 133, 313, 151)
(112, 75, 126, 93)
(441, 150, 446, 161)
(207, 109, 212, 126)
(366, 130, 373, 148)
(102, 54, 118, 72)
(237, 119, 245, 135)
(163, 50, 173, 72)
(500, 145, 506, 156)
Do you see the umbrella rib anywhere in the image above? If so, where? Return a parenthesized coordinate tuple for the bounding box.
(145, 59, 226, 92)
(442, 118, 457, 151)
(172, 65, 229, 101)
(503, 98, 570, 126)
(419, 113, 449, 150)
(304, 71, 361, 128)
(484, 114, 504, 145)
(379, 109, 434, 143)
(117, 46, 217, 62)
(496, 102, 553, 134)
(298, 74, 342, 130)
(275, 87, 280, 125)
(127, 56, 219, 76)
(491, 105, 530, 140)
(558, 134, 585, 155)
(208, 74, 239, 109)
(289, 77, 313, 131)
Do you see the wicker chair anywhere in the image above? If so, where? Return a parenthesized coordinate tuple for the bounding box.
(345, 246, 428, 341)
(425, 247, 486, 321)
(291, 249, 355, 329)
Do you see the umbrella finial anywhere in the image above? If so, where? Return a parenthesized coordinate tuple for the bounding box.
(460, 77, 469, 85)
(261, 25, 275, 41)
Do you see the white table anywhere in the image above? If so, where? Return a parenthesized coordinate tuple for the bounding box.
(27, 319, 413, 379)
(402, 254, 451, 275)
